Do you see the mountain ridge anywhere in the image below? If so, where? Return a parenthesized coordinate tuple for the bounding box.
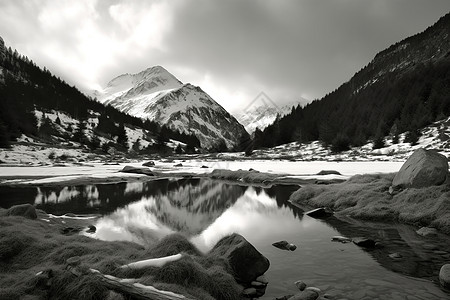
(95, 66, 247, 150)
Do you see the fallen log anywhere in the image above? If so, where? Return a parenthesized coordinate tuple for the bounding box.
(89, 268, 192, 300)
(120, 253, 183, 270)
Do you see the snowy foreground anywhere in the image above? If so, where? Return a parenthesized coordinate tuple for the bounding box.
(0, 159, 405, 185)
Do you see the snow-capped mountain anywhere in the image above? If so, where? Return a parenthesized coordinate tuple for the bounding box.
(235, 99, 305, 134)
(95, 66, 247, 149)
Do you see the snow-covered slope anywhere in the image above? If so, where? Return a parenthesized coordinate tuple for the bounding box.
(95, 66, 247, 149)
(244, 116, 450, 161)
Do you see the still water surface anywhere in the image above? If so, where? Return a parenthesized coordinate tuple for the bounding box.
(1, 178, 449, 299)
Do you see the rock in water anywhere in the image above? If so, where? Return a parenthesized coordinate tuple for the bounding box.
(352, 237, 376, 248)
(7, 204, 37, 219)
(86, 225, 96, 233)
(295, 280, 307, 291)
(392, 148, 448, 188)
(210, 233, 270, 283)
(440, 264, 450, 289)
(331, 236, 352, 243)
(272, 240, 297, 251)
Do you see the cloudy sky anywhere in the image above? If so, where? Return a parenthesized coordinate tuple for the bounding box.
(1, 0, 449, 113)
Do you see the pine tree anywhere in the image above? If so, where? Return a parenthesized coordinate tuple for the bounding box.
(89, 134, 101, 150)
(390, 123, 400, 144)
(331, 134, 351, 153)
(132, 139, 141, 153)
(405, 129, 420, 145)
(73, 121, 88, 144)
(116, 123, 128, 149)
(175, 144, 183, 154)
(0, 122, 10, 148)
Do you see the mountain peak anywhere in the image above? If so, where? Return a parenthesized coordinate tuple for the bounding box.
(96, 66, 247, 149)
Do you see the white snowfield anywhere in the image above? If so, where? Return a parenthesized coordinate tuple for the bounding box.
(0, 159, 405, 185)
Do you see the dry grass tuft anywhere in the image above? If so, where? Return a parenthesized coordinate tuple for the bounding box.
(0, 214, 243, 299)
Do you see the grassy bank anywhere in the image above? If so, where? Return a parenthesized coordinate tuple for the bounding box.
(0, 211, 242, 300)
(289, 173, 450, 234)
(209, 168, 345, 186)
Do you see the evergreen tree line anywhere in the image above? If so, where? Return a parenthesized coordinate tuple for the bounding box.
(252, 58, 450, 152)
(0, 45, 200, 150)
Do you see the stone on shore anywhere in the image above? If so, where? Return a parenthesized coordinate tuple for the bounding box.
(120, 165, 154, 176)
(142, 161, 155, 167)
(316, 170, 341, 175)
(6, 204, 37, 219)
(439, 264, 450, 289)
(392, 148, 448, 189)
(210, 233, 270, 283)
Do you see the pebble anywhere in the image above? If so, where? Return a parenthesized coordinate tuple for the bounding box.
(256, 275, 268, 284)
(388, 252, 403, 259)
(66, 256, 81, 266)
(251, 280, 266, 287)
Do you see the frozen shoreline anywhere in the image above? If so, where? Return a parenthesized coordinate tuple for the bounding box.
(0, 159, 405, 185)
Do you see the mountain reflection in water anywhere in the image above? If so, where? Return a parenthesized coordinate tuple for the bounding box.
(92, 179, 301, 249)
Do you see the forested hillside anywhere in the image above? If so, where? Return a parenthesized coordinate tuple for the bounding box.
(254, 12, 450, 152)
(0, 38, 200, 153)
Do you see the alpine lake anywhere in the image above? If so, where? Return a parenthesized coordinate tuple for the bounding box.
(1, 178, 449, 300)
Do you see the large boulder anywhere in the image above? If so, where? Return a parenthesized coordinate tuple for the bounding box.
(7, 204, 37, 219)
(440, 264, 450, 289)
(210, 233, 270, 283)
(392, 148, 448, 188)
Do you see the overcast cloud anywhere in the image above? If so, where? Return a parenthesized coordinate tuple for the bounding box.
(1, 0, 449, 113)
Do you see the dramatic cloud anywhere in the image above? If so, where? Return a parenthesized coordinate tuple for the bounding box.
(1, 0, 449, 112)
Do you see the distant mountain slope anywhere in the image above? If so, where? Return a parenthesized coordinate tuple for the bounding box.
(0, 38, 200, 154)
(95, 66, 247, 150)
(235, 99, 305, 134)
(255, 12, 450, 150)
